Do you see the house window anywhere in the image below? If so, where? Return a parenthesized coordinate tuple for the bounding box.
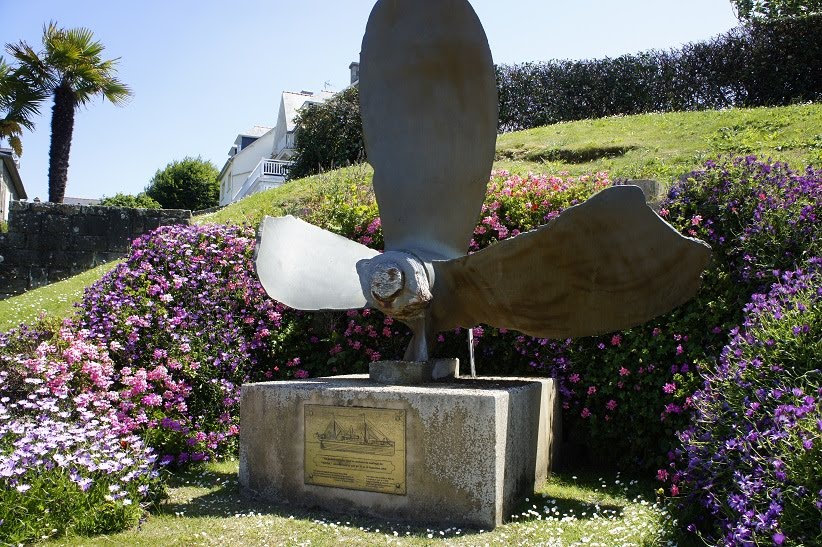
(240, 136, 257, 151)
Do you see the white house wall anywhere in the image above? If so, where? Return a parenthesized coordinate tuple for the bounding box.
(272, 91, 334, 161)
(219, 129, 276, 206)
(218, 91, 334, 205)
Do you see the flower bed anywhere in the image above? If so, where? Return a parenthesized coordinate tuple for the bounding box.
(669, 261, 821, 545)
(1, 156, 819, 542)
(0, 324, 160, 544)
(69, 161, 822, 471)
(76, 224, 299, 462)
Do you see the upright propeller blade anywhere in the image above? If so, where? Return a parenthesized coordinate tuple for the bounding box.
(429, 186, 712, 338)
(255, 215, 379, 311)
(360, 0, 498, 260)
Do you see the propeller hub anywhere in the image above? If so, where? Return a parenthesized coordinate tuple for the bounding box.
(370, 263, 405, 304)
(358, 251, 433, 322)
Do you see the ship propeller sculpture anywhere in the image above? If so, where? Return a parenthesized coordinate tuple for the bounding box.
(256, 0, 711, 364)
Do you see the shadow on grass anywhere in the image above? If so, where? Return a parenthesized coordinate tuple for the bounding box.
(553, 465, 660, 492)
(154, 464, 668, 542)
(516, 468, 662, 523)
(497, 145, 637, 164)
(157, 469, 486, 540)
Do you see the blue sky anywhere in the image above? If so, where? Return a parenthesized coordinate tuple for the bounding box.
(2, 0, 739, 202)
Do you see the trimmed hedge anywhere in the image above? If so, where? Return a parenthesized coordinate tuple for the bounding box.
(497, 14, 822, 131)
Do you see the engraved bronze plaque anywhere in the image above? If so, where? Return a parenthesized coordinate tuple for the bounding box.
(304, 405, 406, 495)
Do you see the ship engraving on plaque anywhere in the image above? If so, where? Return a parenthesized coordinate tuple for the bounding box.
(317, 414, 396, 456)
(305, 405, 406, 495)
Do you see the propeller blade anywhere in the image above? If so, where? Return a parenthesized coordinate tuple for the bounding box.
(429, 186, 712, 338)
(360, 0, 498, 260)
(255, 215, 379, 310)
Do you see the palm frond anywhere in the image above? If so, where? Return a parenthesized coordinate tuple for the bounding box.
(102, 79, 132, 106)
(7, 135, 22, 156)
(0, 119, 23, 135)
(0, 55, 46, 136)
(36, 21, 133, 105)
(5, 41, 55, 88)
(0, 119, 24, 155)
(2, 21, 132, 164)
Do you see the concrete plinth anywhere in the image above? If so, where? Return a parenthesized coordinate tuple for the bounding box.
(369, 358, 459, 385)
(239, 375, 560, 529)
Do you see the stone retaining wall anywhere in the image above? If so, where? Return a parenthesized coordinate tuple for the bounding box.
(0, 201, 191, 300)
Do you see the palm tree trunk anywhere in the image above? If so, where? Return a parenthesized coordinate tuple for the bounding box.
(48, 81, 75, 203)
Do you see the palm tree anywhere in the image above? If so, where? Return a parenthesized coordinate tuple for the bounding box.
(6, 23, 131, 203)
(0, 56, 45, 157)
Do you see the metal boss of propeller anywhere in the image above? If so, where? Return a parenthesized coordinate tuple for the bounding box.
(255, 0, 712, 364)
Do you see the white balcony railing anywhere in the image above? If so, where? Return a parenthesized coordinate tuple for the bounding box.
(261, 159, 290, 177)
(231, 159, 291, 203)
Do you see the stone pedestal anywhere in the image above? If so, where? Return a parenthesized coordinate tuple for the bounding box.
(239, 375, 560, 529)
(369, 358, 459, 385)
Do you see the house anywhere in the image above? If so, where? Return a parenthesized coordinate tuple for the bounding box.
(217, 125, 273, 207)
(0, 148, 27, 222)
(63, 197, 102, 206)
(218, 62, 361, 206)
(218, 90, 334, 206)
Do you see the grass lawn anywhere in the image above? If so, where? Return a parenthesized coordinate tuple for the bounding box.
(0, 261, 120, 331)
(50, 461, 681, 547)
(494, 103, 822, 181)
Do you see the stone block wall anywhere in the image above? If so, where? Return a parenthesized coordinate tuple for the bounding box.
(0, 201, 191, 300)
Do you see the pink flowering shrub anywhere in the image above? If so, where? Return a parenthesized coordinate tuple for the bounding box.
(470, 171, 610, 250)
(71, 223, 414, 462)
(75, 224, 318, 462)
(0, 321, 161, 544)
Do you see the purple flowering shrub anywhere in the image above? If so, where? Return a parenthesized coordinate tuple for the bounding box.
(75, 224, 310, 463)
(663, 156, 820, 314)
(559, 157, 822, 470)
(0, 322, 161, 544)
(668, 260, 821, 546)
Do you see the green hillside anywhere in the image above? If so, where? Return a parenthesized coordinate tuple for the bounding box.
(3, 103, 821, 326)
(201, 103, 822, 228)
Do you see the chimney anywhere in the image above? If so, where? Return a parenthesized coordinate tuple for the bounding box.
(349, 62, 360, 85)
